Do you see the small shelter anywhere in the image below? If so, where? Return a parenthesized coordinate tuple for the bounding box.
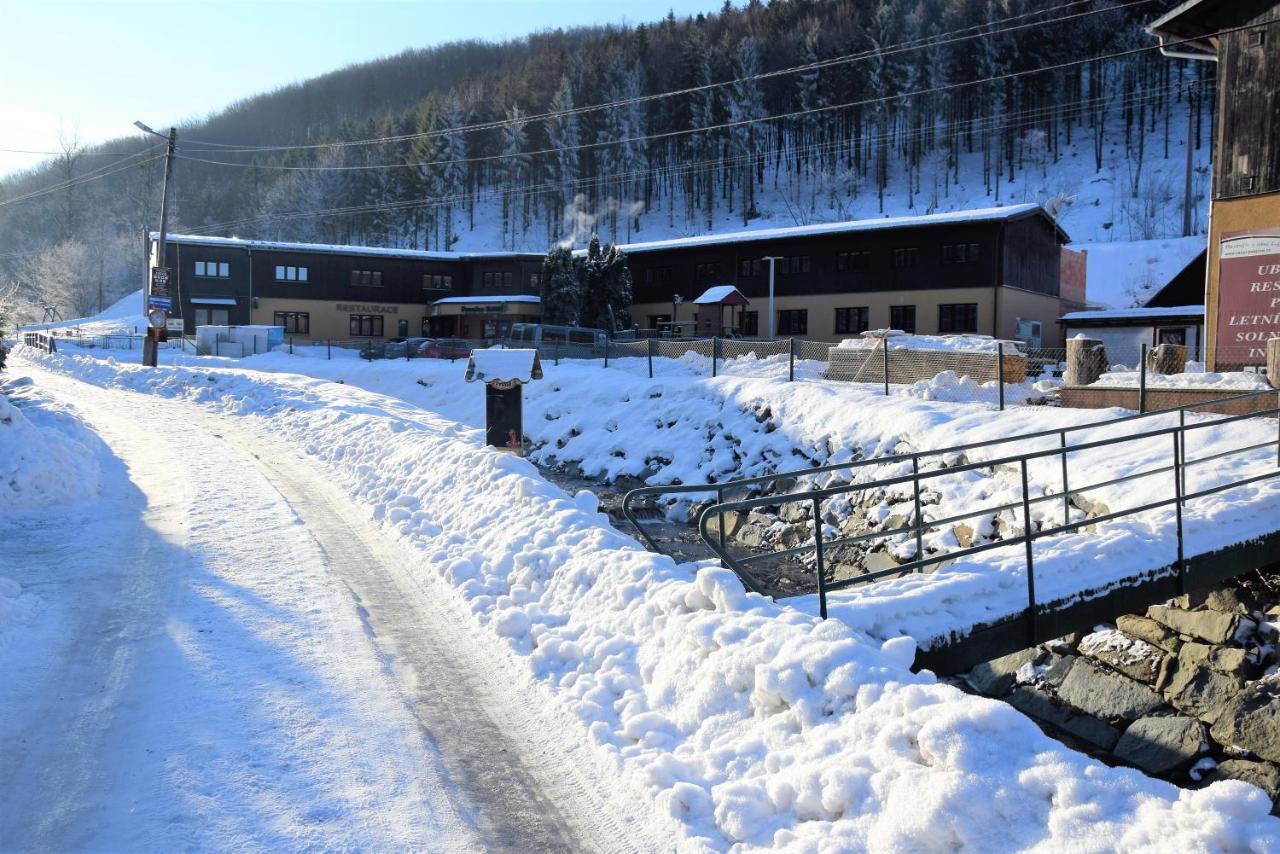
(692, 285, 750, 337)
(464, 348, 543, 453)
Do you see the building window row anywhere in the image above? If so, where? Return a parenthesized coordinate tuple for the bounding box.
(275, 265, 309, 282)
(941, 244, 981, 265)
(273, 311, 310, 334)
(193, 308, 230, 326)
(779, 255, 811, 275)
(350, 314, 384, 337)
(643, 267, 673, 284)
(777, 309, 808, 335)
(834, 306, 870, 335)
(892, 248, 919, 269)
(891, 304, 916, 333)
(194, 260, 229, 278)
(695, 262, 721, 280)
(351, 269, 383, 287)
(836, 251, 872, 272)
(424, 274, 454, 290)
(739, 258, 763, 277)
(482, 271, 513, 288)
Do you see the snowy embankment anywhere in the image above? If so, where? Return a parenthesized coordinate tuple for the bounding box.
(19, 289, 145, 336)
(0, 376, 101, 653)
(23, 346, 1280, 850)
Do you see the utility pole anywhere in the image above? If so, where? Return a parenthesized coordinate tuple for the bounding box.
(135, 121, 177, 367)
(762, 256, 781, 338)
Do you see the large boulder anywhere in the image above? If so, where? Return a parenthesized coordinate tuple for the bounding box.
(964, 648, 1040, 697)
(1115, 614, 1181, 653)
(1077, 629, 1167, 684)
(1147, 604, 1240, 645)
(1113, 714, 1205, 775)
(1006, 685, 1121, 751)
(1163, 660, 1244, 725)
(1055, 660, 1166, 721)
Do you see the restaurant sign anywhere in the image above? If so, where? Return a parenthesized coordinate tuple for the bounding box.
(1218, 228, 1280, 365)
(460, 303, 507, 314)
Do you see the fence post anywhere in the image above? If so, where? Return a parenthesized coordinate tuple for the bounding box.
(604, 337, 610, 369)
(712, 336, 719, 377)
(290, 336, 294, 355)
(647, 338, 654, 379)
(555, 338, 561, 366)
(1172, 432, 1186, 595)
(327, 339, 331, 360)
(1059, 431, 1070, 525)
(882, 340, 890, 396)
(1138, 344, 1148, 413)
(997, 342, 1006, 411)
(788, 337, 795, 382)
(1020, 459, 1038, 646)
(811, 496, 828, 620)
(911, 457, 924, 570)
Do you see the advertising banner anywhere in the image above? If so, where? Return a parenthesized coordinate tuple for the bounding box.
(1217, 227, 1280, 366)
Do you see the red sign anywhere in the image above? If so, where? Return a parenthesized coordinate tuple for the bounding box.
(1217, 228, 1280, 366)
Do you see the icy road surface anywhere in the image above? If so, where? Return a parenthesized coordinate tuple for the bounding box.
(0, 364, 650, 852)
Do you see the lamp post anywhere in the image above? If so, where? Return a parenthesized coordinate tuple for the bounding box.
(134, 120, 177, 367)
(762, 256, 782, 338)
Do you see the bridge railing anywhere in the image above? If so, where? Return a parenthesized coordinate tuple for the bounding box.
(20, 332, 57, 353)
(691, 394, 1279, 644)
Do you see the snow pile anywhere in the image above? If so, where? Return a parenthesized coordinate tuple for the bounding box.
(836, 333, 1022, 354)
(0, 386, 99, 511)
(899, 370, 1059, 405)
(25, 349, 1280, 849)
(21, 289, 146, 336)
(1094, 368, 1274, 391)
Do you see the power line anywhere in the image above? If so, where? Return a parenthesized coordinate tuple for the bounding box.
(0, 148, 164, 210)
(178, 0, 1152, 156)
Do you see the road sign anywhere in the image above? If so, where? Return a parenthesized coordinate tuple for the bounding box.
(166, 317, 185, 333)
(147, 308, 168, 329)
(148, 295, 172, 310)
(150, 266, 171, 297)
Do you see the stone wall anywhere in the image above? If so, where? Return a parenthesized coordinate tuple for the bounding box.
(1057, 385, 1280, 416)
(959, 577, 1280, 812)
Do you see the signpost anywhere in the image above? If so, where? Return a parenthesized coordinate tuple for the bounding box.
(464, 349, 544, 454)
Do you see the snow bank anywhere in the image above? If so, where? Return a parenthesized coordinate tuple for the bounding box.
(0, 384, 99, 511)
(21, 289, 146, 336)
(1094, 368, 1274, 391)
(25, 348, 1280, 850)
(835, 332, 1022, 353)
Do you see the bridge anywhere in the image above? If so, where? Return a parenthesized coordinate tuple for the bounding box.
(624, 389, 1280, 675)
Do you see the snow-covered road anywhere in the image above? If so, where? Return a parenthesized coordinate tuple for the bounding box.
(0, 364, 647, 851)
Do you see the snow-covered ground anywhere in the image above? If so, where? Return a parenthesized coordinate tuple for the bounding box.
(20, 289, 146, 336)
(11, 343, 1279, 849)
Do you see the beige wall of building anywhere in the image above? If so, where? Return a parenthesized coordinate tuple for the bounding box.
(634, 286, 1064, 343)
(251, 297, 431, 341)
(1204, 190, 1280, 369)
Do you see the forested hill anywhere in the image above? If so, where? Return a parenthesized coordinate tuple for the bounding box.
(1, 0, 1215, 319)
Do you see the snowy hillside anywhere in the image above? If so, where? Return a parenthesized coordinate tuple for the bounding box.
(23, 289, 145, 336)
(1069, 235, 1206, 308)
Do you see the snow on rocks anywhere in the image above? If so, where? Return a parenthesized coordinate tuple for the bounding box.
(23, 348, 1280, 849)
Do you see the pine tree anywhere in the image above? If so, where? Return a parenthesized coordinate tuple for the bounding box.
(545, 75, 581, 241)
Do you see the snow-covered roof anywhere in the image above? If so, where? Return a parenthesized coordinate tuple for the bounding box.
(154, 232, 544, 262)
(464, 348, 543, 384)
(1066, 237, 1206, 309)
(592, 204, 1064, 255)
(1060, 305, 1204, 322)
(692, 285, 748, 305)
(433, 295, 539, 305)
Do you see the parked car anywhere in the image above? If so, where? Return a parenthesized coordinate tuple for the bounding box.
(507, 323, 608, 356)
(380, 337, 431, 359)
(417, 338, 473, 360)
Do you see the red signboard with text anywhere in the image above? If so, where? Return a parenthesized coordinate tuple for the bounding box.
(1217, 228, 1280, 367)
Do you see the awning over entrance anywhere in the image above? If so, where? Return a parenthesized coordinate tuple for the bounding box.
(693, 285, 749, 306)
(430, 294, 541, 317)
(191, 297, 238, 306)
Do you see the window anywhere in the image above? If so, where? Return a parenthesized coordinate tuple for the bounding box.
(837, 251, 872, 272)
(351, 270, 383, 286)
(941, 244, 981, 265)
(890, 305, 916, 333)
(777, 309, 808, 335)
(274, 265, 308, 282)
(643, 267, 673, 284)
(892, 248, 918, 269)
(1157, 327, 1187, 346)
(194, 308, 230, 326)
(834, 307, 870, 335)
(482, 271, 514, 288)
(742, 311, 759, 337)
(1249, 29, 1266, 47)
(695, 262, 721, 280)
(424, 274, 453, 290)
(349, 314, 384, 337)
(779, 255, 810, 275)
(938, 303, 978, 333)
(194, 260, 229, 278)
(529, 273, 542, 289)
(739, 259, 762, 277)
(273, 311, 310, 334)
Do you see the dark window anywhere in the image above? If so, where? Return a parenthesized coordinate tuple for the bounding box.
(941, 244, 982, 265)
(273, 311, 310, 334)
(893, 248, 918, 269)
(838, 251, 872, 271)
(695, 262, 721, 280)
(349, 314, 384, 337)
(423, 274, 453, 290)
(742, 310, 759, 337)
(1249, 29, 1266, 47)
(834, 307, 870, 335)
(274, 265, 308, 282)
(938, 303, 978, 333)
(643, 266, 673, 284)
(777, 309, 808, 335)
(779, 255, 810, 275)
(529, 273, 541, 289)
(351, 270, 383, 287)
(738, 259, 762, 277)
(194, 260, 229, 278)
(1157, 327, 1187, 346)
(890, 305, 916, 333)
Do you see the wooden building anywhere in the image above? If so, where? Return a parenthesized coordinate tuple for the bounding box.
(620, 204, 1069, 346)
(1149, 0, 1280, 369)
(150, 234, 543, 341)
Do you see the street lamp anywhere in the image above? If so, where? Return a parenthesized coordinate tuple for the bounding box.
(135, 120, 177, 367)
(762, 256, 782, 338)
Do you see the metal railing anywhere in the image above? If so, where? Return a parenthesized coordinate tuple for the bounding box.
(623, 388, 1280, 628)
(20, 331, 57, 353)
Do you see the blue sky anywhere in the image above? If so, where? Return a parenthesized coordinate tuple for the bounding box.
(0, 0, 725, 178)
